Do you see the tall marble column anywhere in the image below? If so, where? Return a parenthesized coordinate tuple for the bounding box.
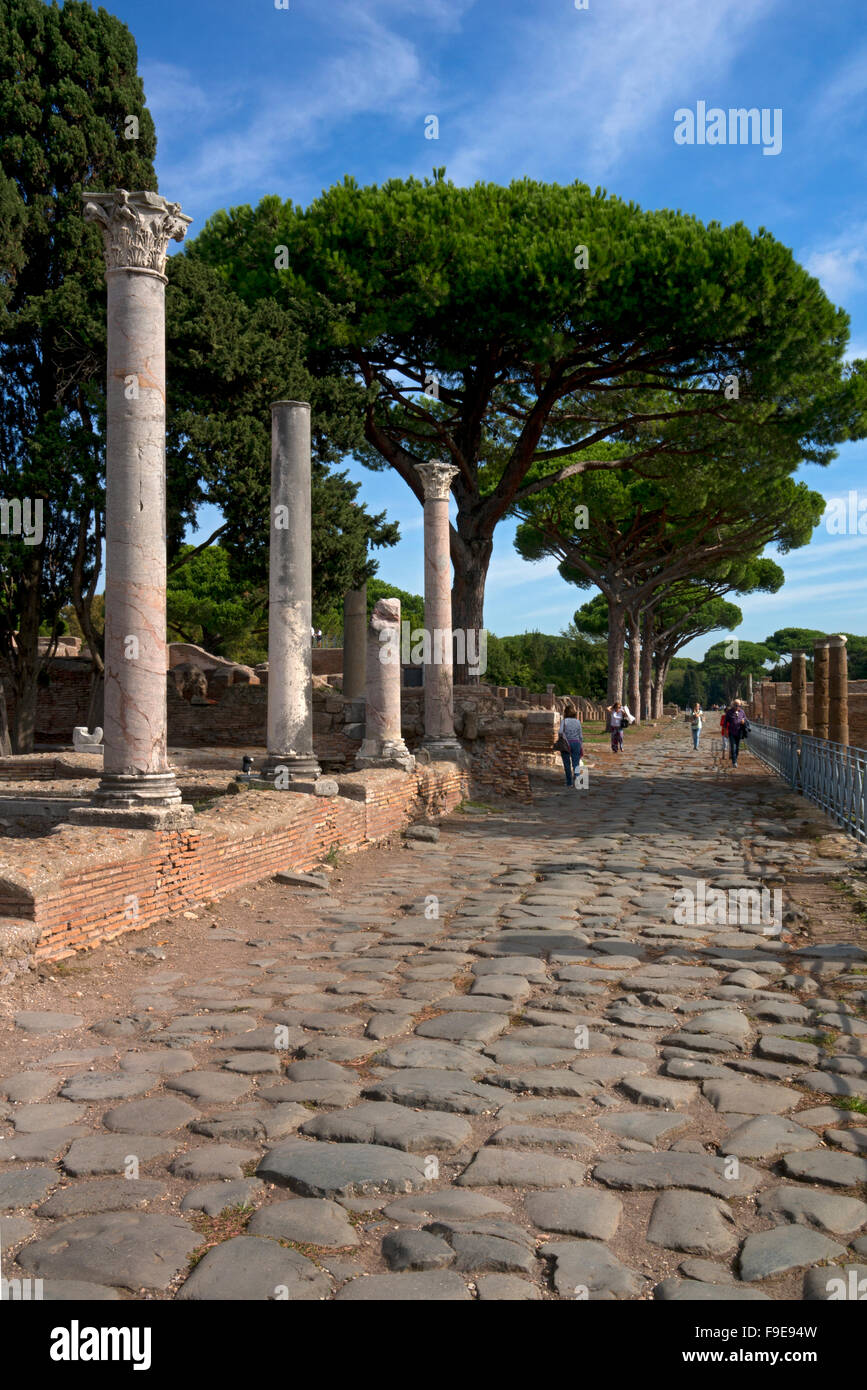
(342, 584, 367, 700)
(415, 459, 463, 758)
(828, 634, 849, 748)
(262, 402, 320, 782)
(812, 639, 830, 740)
(791, 649, 808, 733)
(72, 190, 192, 828)
(355, 597, 414, 771)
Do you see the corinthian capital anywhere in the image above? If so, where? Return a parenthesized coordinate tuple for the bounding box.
(82, 189, 192, 276)
(416, 458, 459, 501)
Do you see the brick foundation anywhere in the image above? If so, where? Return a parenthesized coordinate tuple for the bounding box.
(0, 762, 471, 973)
(751, 680, 867, 748)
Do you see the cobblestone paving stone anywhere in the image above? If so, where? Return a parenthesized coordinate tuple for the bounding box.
(1, 727, 866, 1300)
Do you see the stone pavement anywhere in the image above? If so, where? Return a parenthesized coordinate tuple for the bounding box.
(1, 727, 866, 1301)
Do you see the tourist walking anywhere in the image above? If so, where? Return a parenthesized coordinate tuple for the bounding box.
(690, 701, 703, 750)
(724, 699, 748, 767)
(557, 702, 583, 787)
(606, 700, 630, 753)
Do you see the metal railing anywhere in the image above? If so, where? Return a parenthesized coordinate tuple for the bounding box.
(747, 721, 867, 845)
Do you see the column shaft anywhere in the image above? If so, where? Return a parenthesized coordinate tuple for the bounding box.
(813, 640, 830, 740)
(828, 634, 849, 747)
(73, 189, 192, 828)
(791, 650, 808, 733)
(416, 460, 463, 757)
(264, 402, 320, 781)
(342, 584, 367, 700)
(356, 597, 414, 771)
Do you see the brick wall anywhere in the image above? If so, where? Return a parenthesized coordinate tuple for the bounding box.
(2, 657, 604, 763)
(751, 680, 867, 748)
(0, 762, 471, 971)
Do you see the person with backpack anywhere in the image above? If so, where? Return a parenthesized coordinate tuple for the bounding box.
(690, 702, 703, 750)
(724, 700, 748, 767)
(556, 702, 584, 787)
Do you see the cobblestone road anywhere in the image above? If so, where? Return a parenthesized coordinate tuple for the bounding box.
(2, 728, 866, 1301)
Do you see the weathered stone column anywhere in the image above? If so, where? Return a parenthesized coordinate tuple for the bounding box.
(355, 597, 414, 771)
(828, 633, 849, 747)
(812, 639, 830, 739)
(746, 672, 754, 704)
(790, 650, 808, 733)
(262, 402, 320, 783)
(72, 190, 192, 828)
(416, 459, 463, 758)
(342, 584, 367, 700)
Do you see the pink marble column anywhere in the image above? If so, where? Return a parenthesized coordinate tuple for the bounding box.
(813, 639, 830, 739)
(73, 190, 192, 828)
(416, 459, 463, 758)
(355, 597, 414, 771)
(791, 649, 808, 733)
(828, 634, 849, 747)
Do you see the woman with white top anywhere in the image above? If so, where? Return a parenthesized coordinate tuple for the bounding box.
(690, 702, 703, 750)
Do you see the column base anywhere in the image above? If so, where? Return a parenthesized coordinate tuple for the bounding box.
(419, 736, 467, 763)
(260, 753, 322, 784)
(355, 738, 416, 774)
(68, 770, 193, 829)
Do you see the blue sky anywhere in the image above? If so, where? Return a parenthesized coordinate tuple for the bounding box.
(109, 0, 867, 658)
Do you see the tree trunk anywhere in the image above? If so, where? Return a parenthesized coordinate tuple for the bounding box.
(607, 600, 626, 706)
(87, 670, 105, 731)
(640, 608, 654, 721)
(450, 531, 493, 685)
(626, 612, 640, 723)
(11, 547, 43, 753)
(0, 674, 11, 757)
(654, 656, 672, 718)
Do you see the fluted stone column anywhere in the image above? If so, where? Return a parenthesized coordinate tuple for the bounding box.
(813, 639, 830, 740)
(355, 597, 414, 772)
(72, 190, 192, 829)
(416, 459, 463, 759)
(342, 584, 367, 700)
(828, 634, 849, 748)
(262, 402, 320, 783)
(791, 649, 808, 733)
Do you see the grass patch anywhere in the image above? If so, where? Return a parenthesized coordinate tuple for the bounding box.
(456, 799, 496, 814)
(833, 1096, 867, 1115)
(324, 844, 339, 866)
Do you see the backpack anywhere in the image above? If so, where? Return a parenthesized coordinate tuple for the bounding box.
(727, 708, 746, 734)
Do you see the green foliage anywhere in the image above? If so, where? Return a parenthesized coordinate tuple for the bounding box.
(484, 630, 607, 697)
(165, 255, 400, 608)
(0, 0, 158, 747)
(366, 579, 425, 632)
(701, 638, 779, 703)
(314, 577, 425, 638)
(665, 659, 708, 708)
(187, 174, 867, 637)
(165, 545, 266, 664)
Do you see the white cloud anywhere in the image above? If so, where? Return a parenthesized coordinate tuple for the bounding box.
(811, 44, 867, 126)
(442, 0, 780, 186)
(803, 233, 867, 302)
(150, 2, 426, 208)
